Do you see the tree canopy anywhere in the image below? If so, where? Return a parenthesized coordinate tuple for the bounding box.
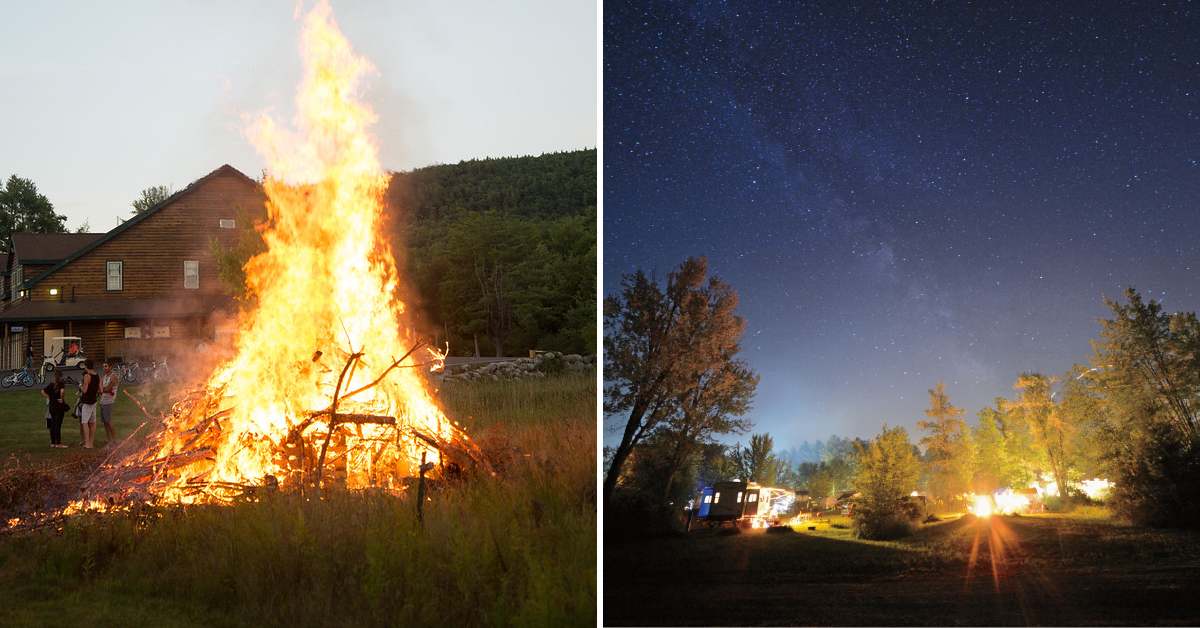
(603, 256, 757, 505)
(853, 425, 921, 539)
(0, 175, 67, 251)
(131, 185, 174, 214)
(214, 150, 596, 357)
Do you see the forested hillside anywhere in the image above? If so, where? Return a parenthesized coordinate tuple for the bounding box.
(392, 149, 596, 357)
(216, 149, 595, 358)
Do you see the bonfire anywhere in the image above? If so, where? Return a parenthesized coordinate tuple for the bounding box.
(72, 2, 484, 510)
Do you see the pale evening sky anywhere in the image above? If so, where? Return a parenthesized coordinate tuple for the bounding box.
(0, 1, 596, 231)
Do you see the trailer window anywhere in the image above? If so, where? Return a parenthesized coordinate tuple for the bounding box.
(702, 495, 712, 504)
(736, 491, 743, 503)
(748, 494, 758, 503)
(713, 492, 721, 503)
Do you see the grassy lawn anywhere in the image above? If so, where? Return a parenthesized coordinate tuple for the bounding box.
(0, 383, 174, 459)
(605, 512, 1200, 626)
(0, 374, 596, 627)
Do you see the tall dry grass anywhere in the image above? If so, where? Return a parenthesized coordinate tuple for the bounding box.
(0, 373, 596, 627)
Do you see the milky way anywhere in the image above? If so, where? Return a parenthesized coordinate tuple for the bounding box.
(603, 1, 1200, 448)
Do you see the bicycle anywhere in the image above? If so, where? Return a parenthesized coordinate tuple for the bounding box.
(149, 358, 172, 382)
(118, 361, 142, 385)
(1, 369, 35, 388)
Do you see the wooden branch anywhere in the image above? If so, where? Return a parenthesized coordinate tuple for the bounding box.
(330, 341, 426, 405)
(123, 389, 156, 422)
(315, 352, 362, 488)
(322, 413, 396, 425)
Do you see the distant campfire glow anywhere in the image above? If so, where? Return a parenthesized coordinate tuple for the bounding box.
(970, 494, 993, 518)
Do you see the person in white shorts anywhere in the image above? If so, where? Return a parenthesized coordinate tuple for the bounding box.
(99, 360, 119, 444)
(78, 360, 99, 449)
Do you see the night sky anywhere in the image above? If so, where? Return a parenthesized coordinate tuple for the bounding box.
(603, 1, 1200, 452)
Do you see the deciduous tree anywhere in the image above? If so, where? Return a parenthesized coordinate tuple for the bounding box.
(0, 175, 67, 251)
(603, 257, 755, 506)
(131, 184, 174, 214)
(853, 425, 921, 539)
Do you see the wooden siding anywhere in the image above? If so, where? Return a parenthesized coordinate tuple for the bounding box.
(30, 171, 264, 302)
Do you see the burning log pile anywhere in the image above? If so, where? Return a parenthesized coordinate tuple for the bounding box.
(62, 3, 497, 513)
(78, 345, 489, 508)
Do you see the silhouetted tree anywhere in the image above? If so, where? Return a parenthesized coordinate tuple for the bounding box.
(0, 175, 67, 251)
(131, 184, 174, 214)
(604, 257, 755, 506)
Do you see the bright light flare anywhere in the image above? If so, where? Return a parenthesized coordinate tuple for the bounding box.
(992, 489, 1031, 515)
(1080, 478, 1113, 500)
(970, 494, 993, 518)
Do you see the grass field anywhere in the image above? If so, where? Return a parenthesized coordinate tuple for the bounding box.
(0, 374, 596, 627)
(605, 511, 1200, 626)
(0, 382, 174, 460)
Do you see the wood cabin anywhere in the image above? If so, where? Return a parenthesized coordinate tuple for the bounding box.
(0, 165, 264, 369)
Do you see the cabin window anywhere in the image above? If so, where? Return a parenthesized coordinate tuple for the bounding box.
(124, 327, 142, 339)
(713, 492, 721, 504)
(106, 261, 123, 291)
(702, 495, 712, 504)
(748, 494, 758, 503)
(736, 491, 743, 503)
(183, 260, 199, 289)
(219, 219, 235, 229)
(152, 325, 171, 338)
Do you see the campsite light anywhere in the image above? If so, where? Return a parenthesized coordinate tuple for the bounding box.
(992, 489, 1031, 515)
(1079, 478, 1113, 501)
(971, 494, 993, 518)
(48, 288, 58, 296)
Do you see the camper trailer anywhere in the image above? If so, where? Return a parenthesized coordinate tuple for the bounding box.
(693, 481, 797, 529)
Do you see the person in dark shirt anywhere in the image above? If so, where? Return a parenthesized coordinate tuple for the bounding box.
(40, 372, 67, 448)
(79, 360, 99, 449)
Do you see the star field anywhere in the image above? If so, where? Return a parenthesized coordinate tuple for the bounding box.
(603, 1, 1200, 448)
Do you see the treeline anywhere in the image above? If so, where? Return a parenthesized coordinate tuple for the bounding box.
(216, 149, 596, 357)
(606, 255, 1200, 535)
(392, 150, 596, 357)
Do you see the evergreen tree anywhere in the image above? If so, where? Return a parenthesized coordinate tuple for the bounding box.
(918, 382, 974, 502)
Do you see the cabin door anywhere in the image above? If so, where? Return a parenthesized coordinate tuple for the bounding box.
(44, 329, 64, 362)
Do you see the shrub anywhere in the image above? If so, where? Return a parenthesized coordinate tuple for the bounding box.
(852, 507, 918, 540)
(851, 426, 921, 540)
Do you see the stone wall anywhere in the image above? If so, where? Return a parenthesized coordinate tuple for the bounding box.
(440, 352, 595, 382)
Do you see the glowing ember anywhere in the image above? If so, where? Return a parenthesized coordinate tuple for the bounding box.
(71, 1, 481, 509)
(970, 494, 993, 518)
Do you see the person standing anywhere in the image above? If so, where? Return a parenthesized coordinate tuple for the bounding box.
(99, 360, 119, 444)
(40, 371, 67, 448)
(79, 359, 99, 449)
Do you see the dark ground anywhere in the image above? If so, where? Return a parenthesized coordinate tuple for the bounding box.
(604, 512, 1200, 626)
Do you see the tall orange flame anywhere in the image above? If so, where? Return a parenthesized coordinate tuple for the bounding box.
(76, 1, 474, 507)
